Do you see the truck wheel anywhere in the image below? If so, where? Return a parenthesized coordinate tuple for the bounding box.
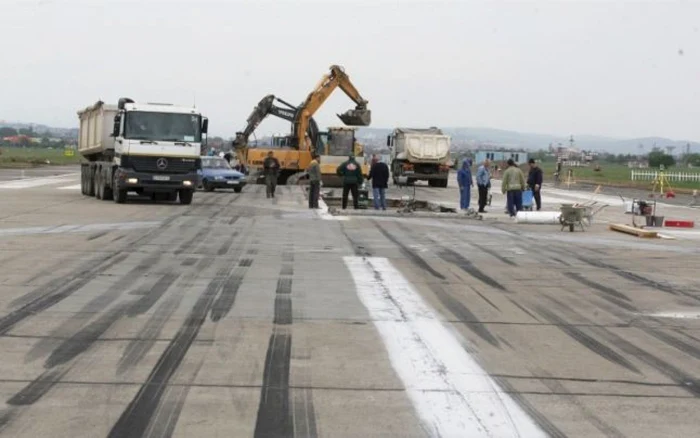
(113, 174, 127, 204)
(102, 170, 113, 201)
(203, 180, 214, 192)
(167, 191, 178, 202)
(94, 171, 103, 199)
(87, 166, 96, 196)
(80, 166, 87, 195)
(233, 187, 242, 193)
(179, 189, 194, 205)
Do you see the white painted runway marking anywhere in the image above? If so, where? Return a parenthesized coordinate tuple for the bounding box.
(317, 198, 348, 221)
(344, 256, 547, 438)
(57, 184, 81, 190)
(647, 311, 700, 319)
(0, 173, 79, 189)
(0, 221, 161, 237)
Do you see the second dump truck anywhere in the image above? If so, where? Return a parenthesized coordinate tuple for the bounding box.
(77, 98, 208, 204)
(387, 127, 452, 187)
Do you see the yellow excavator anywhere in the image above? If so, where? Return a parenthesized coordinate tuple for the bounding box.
(232, 65, 371, 186)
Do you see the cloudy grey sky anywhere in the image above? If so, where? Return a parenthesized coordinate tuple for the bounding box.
(1, 0, 698, 140)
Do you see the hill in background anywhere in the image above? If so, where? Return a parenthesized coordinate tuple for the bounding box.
(356, 127, 700, 155)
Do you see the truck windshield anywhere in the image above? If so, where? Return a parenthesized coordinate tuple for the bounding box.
(124, 111, 202, 143)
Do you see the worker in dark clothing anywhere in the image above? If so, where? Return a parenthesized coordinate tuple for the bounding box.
(527, 158, 543, 211)
(337, 155, 363, 209)
(367, 154, 389, 210)
(263, 151, 280, 198)
(307, 154, 321, 209)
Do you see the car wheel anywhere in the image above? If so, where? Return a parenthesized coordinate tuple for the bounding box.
(203, 180, 214, 192)
(233, 187, 242, 193)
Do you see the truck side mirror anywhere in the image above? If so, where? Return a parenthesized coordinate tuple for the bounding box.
(201, 117, 209, 134)
(386, 135, 391, 147)
(111, 115, 121, 137)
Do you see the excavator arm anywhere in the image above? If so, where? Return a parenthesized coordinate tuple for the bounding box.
(232, 94, 322, 153)
(292, 65, 371, 150)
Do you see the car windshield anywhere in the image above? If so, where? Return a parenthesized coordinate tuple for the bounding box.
(124, 111, 202, 142)
(202, 158, 232, 169)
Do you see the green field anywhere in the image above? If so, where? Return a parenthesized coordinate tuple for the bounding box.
(537, 162, 700, 192)
(0, 147, 82, 168)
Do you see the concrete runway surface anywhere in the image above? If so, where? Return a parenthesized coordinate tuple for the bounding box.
(1, 165, 699, 437)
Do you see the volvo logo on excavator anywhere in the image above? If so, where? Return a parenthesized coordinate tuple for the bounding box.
(156, 158, 168, 170)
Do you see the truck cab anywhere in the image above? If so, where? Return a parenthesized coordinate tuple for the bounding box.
(78, 97, 208, 204)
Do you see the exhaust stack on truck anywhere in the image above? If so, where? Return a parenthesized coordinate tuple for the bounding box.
(77, 98, 208, 204)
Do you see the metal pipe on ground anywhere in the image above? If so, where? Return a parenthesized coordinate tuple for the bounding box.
(515, 211, 562, 224)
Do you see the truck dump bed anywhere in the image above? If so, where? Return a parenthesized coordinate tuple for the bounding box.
(77, 101, 118, 157)
(393, 128, 451, 163)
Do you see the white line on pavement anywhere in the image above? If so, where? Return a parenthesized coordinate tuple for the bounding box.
(58, 184, 82, 190)
(317, 198, 348, 221)
(344, 256, 547, 438)
(0, 221, 161, 237)
(0, 173, 79, 189)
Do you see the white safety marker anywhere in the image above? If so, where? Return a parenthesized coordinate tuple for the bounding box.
(0, 173, 79, 189)
(344, 256, 547, 438)
(58, 184, 82, 190)
(0, 221, 161, 237)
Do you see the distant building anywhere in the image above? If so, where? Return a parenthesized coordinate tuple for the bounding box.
(628, 160, 649, 169)
(475, 150, 528, 165)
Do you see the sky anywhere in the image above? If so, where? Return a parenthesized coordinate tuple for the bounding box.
(1, 0, 698, 141)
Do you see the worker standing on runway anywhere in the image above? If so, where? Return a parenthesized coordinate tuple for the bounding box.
(527, 158, 543, 211)
(307, 154, 321, 209)
(457, 158, 473, 211)
(368, 154, 389, 210)
(501, 159, 526, 217)
(337, 155, 363, 209)
(263, 151, 280, 198)
(476, 158, 491, 213)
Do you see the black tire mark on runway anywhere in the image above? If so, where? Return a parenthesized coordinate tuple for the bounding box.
(24, 255, 162, 362)
(210, 274, 245, 322)
(86, 231, 109, 241)
(469, 242, 518, 266)
(107, 269, 230, 438)
(507, 298, 541, 322)
(254, 331, 293, 438)
(533, 304, 641, 374)
(276, 277, 292, 295)
(530, 367, 626, 438)
(374, 221, 445, 280)
(339, 222, 372, 257)
(6, 367, 69, 406)
(173, 227, 209, 255)
(238, 258, 253, 267)
(491, 376, 568, 438)
(641, 328, 700, 361)
(544, 295, 700, 397)
(437, 248, 506, 291)
(428, 283, 500, 347)
(473, 289, 501, 311)
(217, 232, 238, 255)
(563, 272, 632, 302)
(0, 252, 129, 336)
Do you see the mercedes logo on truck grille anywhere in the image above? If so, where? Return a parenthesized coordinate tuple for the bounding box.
(156, 158, 168, 170)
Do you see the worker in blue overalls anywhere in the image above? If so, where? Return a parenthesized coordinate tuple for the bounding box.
(457, 158, 473, 211)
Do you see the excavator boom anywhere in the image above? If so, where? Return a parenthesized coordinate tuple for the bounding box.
(293, 65, 371, 149)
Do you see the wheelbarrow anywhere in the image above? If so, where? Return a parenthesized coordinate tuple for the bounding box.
(559, 204, 587, 232)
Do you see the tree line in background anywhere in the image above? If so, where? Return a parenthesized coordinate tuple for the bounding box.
(0, 126, 73, 149)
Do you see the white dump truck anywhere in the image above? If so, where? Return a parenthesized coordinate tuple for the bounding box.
(77, 98, 208, 204)
(387, 127, 451, 187)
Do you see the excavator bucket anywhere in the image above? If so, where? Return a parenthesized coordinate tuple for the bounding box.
(337, 108, 371, 126)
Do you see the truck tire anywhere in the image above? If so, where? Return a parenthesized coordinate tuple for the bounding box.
(94, 171, 102, 199)
(80, 166, 87, 195)
(102, 169, 113, 201)
(87, 166, 96, 197)
(113, 174, 127, 204)
(202, 180, 214, 192)
(167, 191, 178, 202)
(233, 187, 242, 193)
(179, 189, 194, 205)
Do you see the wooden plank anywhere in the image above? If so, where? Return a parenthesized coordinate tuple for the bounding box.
(608, 223, 658, 238)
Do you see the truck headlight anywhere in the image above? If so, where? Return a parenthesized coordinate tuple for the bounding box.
(127, 178, 138, 184)
(183, 180, 192, 186)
